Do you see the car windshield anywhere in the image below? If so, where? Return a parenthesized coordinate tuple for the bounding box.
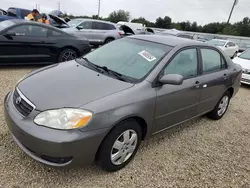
(80, 38, 172, 81)
(0, 20, 15, 32)
(238, 49, 250, 60)
(67, 19, 84, 27)
(208, 40, 226, 47)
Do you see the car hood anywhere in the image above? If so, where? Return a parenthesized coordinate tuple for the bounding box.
(233, 57, 250, 69)
(49, 14, 68, 26)
(18, 61, 134, 111)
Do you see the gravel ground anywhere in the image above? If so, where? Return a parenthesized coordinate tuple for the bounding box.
(0, 67, 250, 188)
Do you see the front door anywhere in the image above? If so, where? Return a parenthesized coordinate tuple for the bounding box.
(154, 48, 202, 133)
(198, 47, 231, 114)
(0, 24, 51, 64)
(74, 21, 93, 42)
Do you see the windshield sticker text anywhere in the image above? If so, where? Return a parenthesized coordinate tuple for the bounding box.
(138, 50, 156, 62)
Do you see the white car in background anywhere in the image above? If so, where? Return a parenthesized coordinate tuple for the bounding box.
(233, 49, 250, 85)
(208, 39, 239, 58)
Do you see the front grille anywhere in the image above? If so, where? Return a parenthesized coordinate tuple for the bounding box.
(241, 78, 250, 83)
(13, 88, 34, 117)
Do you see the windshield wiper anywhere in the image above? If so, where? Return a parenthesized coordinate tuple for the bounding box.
(81, 57, 129, 82)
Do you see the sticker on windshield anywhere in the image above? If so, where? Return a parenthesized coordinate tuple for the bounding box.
(138, 50, 156, 62)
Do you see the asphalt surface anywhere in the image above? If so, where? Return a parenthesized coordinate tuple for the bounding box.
(0, 67, 249, 188)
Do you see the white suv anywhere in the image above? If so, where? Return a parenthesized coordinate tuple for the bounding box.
(62, 19, 123, 47)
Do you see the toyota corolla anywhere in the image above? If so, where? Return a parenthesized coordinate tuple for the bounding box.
(4, 35, 242, 172)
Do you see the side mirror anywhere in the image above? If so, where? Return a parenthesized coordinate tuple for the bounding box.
(4, 32, 16, 39)
(159, 74, 184, 85)
(76, 25, 84, 30)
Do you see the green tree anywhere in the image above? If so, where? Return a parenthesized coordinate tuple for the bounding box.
(107, 10, 130, 23)
(155, 16, 172, 29)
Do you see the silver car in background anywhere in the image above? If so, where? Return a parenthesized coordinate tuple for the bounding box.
(62, 18, 123, 47)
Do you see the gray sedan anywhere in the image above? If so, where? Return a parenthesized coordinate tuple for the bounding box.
(4, 35, 242, 172)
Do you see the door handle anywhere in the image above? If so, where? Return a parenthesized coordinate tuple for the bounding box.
(223, 74, 228, 80)
(194, 81, 200, 88)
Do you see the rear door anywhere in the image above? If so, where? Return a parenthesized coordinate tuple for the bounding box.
(92, 22, 115, 43)
(197, 47, 231, 114)
(0, 24, 53, 64)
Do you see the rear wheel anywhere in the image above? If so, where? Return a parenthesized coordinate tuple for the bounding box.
(97, 120, 142, 172)
(58, 48, 77, 62)
(207, 91, 231, 120)
(104, 38, 114, 44)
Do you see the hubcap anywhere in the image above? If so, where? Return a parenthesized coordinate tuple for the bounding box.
(217, 96, 229, 116)
(111, 130, 138, 165)
(61, 51, 76, 62)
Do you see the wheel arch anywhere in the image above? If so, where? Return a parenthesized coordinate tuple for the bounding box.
(95, 115, 149, 161)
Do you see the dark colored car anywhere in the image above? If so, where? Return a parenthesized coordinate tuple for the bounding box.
(4, 35, 242, 172)
(0, 19, 91, 65)
(0, 7, 31, 22)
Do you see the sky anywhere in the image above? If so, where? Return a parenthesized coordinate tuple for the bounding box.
(1, 0, 250, 25)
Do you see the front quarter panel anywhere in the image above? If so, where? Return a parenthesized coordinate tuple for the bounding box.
(80, 81, 156, 139)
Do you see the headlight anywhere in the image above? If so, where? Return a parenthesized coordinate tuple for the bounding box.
(34, 108, 92, 130)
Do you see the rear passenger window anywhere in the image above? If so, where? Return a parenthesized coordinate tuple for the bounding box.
(201, 49, 226, 73)
(92, 22, 115, 30)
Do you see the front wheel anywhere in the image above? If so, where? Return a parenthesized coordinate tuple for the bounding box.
(207, 91, 231, 120)
(97, 120, 142, 172)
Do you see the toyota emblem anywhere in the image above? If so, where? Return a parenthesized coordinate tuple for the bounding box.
(15, 96, 22, 104)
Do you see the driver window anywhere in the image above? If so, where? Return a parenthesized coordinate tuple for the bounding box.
(164, 48, 198, 79)
(79, 21, 92, 29)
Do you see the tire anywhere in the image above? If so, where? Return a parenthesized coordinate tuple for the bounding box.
(207, 91, 231, 120)
(104, 38, 114, 44)
(58, 48, 77, 63)
(97, 119, 142, 172)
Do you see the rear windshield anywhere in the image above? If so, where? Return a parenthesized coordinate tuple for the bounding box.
(0, 20, 15, 32)
(82, 38, 172, 81)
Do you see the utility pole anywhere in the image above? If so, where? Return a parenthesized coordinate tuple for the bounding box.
(98, 0, 100, 18)
(58, 2, 61, 11)
(227, 0, 239, 24)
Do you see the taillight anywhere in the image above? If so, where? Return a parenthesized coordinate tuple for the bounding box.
(118, 32, 123, 37)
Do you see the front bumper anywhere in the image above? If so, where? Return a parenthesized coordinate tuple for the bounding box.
(241, 73, 250, 85)
(4, 91, 109, 167)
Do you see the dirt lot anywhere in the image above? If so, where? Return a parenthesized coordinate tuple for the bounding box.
(0, 67, 249, 188)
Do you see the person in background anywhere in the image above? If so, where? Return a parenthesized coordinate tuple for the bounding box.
(38, 14, 50, 24)
(25, 9, 39, 21)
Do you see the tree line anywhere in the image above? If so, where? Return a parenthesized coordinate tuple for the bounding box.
(62, 9, 250, 37)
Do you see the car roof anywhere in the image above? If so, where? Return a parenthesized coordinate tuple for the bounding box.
(128, 35, 201, 47)
(3, 19, 68, 33)
(71, 18, 117, 25)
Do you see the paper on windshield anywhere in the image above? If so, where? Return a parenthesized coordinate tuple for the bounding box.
(138, 50, 156, 62)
